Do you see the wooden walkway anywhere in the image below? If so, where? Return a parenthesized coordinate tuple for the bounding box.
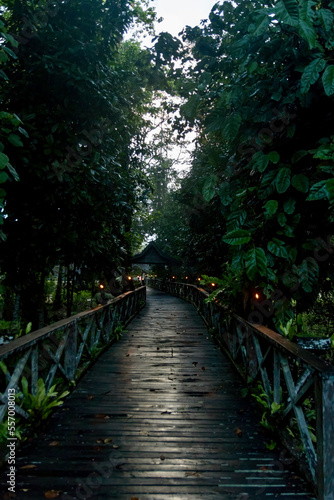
(1, 288, 315, 499)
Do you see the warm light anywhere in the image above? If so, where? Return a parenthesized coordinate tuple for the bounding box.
(185, 276, 188, 279)
(99, 284, 104, 289)
(172, 276, 175, 279)
(128, 276, 132, 280)
(198, 278, 201, 281)
(255, 293, 260, 300)
(155, 275, 157, 277)
(211, 283, 216, 287)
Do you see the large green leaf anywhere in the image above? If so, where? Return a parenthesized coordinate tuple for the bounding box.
(283, 198, 296, 214)
(267, 238, 289, 258)
(263, 199, 278, 216)
(300, 58, 326, 94)
(306, 180, 328, 201)
(275, 0, 299, 26)
(318, 8, 334, 31)
(0, 152, 9, 170)
(298, 20, 317, 49)
(322, 65, 334, 96)
(202, 175, 218, 201)
(218, 182, 232, 206)
(297, 258, 319, 293)
(251, 151, 269, 172)
(222, 229, 251, 246)
(299, 0, 317, 23)
(291, 174, 309, 193)
(8, 133, 23, 148)
(223, 113, 241, 141)
(275, 167, 291, 194)
(249, 14, 270, 37)
(245, 247, 267, 280)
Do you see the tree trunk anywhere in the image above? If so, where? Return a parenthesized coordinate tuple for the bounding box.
(54, 265, 63, 310)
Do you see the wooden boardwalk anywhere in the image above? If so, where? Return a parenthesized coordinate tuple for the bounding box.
(1, 288, 315, 499)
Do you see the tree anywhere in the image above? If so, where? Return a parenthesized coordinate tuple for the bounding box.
(179, 0, 334, 326)
(0, 0, 161, 326)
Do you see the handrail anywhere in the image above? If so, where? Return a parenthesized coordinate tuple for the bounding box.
(147, 279, 334, 500)
(0, 287, 146, 426)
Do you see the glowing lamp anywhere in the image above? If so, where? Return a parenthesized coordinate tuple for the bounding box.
(255, 293, 260, 300)
(99, 284, 104, 289)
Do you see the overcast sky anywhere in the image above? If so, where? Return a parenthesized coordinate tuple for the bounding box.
(152, 0, 218, 37)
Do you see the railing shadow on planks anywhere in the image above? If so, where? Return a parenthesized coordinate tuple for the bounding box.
(147, 278, 334, 500)
(0, 286, 146, 434)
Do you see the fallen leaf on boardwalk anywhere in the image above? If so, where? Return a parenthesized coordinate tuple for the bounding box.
(20, 464, 37, 469)
(260, 466, 268, 471)
(185, 471, 201, 477)
(126, 354, 130, 357)
(161, 411, 172, 414)
(113, 445, 119, 449)
(104, 438, 113, 444)
(235, 427, 243, 437)
(168, 377, 174, 380)
(192, 362, 198, 366)
(160, 455, 165, 460)
(201, 366, 206, 371)
(94, 413, 109, 419)
(131, 497, 140, 500)
(157, 347, 160, 350)
(44, 491, 62, 499)
(93, 446, 102, 451)
(49, 441, 59, 447)
(45, 491, 62, 499)
(20, 490, 30, 492)
(87, 395, 95, 400)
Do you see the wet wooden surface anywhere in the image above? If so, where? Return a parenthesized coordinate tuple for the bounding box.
(0, 288, 315, 499)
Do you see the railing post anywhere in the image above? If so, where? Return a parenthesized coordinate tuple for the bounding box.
(64, 322, 77, 381)
(316, 371, 334, 500)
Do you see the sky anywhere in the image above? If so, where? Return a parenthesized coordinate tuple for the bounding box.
(152, 0, 218, 37)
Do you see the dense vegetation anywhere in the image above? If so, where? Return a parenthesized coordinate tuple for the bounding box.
(0, 0, 334, 339)
(0, 0, 171, 329)
(151, 0, 334, 334)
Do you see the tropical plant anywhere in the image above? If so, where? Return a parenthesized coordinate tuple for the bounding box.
(177, 0, 334, 327)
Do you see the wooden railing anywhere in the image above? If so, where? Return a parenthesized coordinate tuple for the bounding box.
(147, 279, 334, 500)
(0, 286, 146, 426)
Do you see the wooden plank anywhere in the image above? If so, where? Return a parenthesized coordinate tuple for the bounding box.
(0, 288, 315, 499)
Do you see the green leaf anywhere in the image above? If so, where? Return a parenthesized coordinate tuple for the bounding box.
(264, 199, 278, 216)
(291, 174, 309, 193)
(297, 258, 319, 292)
(322, 65, 334, 96)
(249, 14, 270, 37)
(298, 20, 317, 50)
(222, 229, 251, 246)
(2, 45, 17, 59)
(283, 198, 296, 214)
(299, 0, 317, 23)
(306, 180, 329, 201)
(275, 0, 299, 26)
(318, 8, 334, 31)
(275, 167, 291, 194)
(0, 152, 9, 170)
(300, 58, 326, 94)
(218, 182, 232, 206)
(0, 171, 9, 183)
(8, 134, 23, 148)
(245, 246, 267, 280)
(3, 33, 19, 48)
(250, 151, 269, 172)
(268, 151, 280, 164)
(202, 175, 218, 201)
(223, 113, 241, 141)
(6, 163, 19, 181)
(181, 94, 201, 120)
(292, 150, 308, 163)
(0, 69, 9, 81)
(267, 238, 289, 258)
(278, 212, 287, 226)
